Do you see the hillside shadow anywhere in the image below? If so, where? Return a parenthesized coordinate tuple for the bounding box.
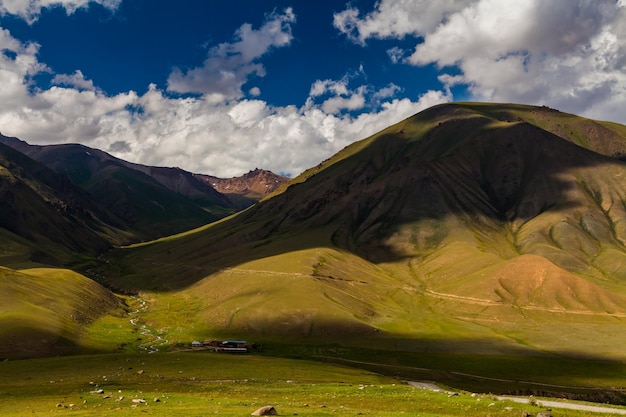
(0, 326, 80, 360)
(295, 340, 626, 404)
(99, 114, 626, 292)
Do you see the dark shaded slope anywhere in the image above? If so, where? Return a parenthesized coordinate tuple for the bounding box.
(238, 109, 626, 270)
(98, 103, 626, 361)
(0, 136, 236, 240)
(0, 142, 120, 264)
(108, 103, 626, 290)
(0, 266, 123, 359)
(117, 163, 233, 213)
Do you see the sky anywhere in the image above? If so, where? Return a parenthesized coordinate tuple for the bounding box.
(0, 1, 624, 177)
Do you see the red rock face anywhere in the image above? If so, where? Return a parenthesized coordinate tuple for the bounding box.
(196, 168, 290, 208)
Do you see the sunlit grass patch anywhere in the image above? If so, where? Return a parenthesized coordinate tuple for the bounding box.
(2, 351, 606, 417)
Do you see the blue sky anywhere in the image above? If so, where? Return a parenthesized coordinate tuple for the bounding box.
(2, 1, 451, 105)
(0, 1, 624, 177)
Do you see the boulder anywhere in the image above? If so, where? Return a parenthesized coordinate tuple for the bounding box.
(251, 405, 278, 416)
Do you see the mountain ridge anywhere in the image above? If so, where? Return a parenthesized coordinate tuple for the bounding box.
(4, 102, 626, 363)
(98, 102, 626, 359)
(0, 134, 287, 251)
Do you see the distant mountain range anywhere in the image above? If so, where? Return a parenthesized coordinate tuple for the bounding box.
(3, 102, 626, 363)
(0, 134, 287, 265)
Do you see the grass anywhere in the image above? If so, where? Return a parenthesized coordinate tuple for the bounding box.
(0, 266, 125, 358)
(0, 351, 622, 417)
(75, 286, 626, 401)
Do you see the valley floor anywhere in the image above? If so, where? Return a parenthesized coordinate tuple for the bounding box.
(1, 352, 625, 417)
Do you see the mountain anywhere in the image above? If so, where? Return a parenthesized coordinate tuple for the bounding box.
(0, 135, 236, 241)
(196, 168, 290, 209)
(104, 103, 626, 359)
(0, 141, 125, 265)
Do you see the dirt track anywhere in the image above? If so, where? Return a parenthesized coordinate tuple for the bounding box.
(407, 381, 626, 415)
(316, 356, 626, 414)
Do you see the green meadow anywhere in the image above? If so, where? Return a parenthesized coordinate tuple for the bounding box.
(1, 351, 625, 417)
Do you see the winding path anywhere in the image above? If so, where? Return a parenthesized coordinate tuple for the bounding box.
(317, 356, 626, 415)
(406, 382, 626, 415)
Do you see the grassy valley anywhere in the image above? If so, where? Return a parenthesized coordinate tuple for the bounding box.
(98, 103, 626, 359)
(7, 351, 615, 417)
(3, 103, 626, 414)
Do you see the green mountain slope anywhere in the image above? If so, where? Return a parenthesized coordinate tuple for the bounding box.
(0, 266, 123, 359)
(104, 103, 626, 358)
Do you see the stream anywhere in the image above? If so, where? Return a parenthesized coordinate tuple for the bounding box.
(128, 295, 168, 353)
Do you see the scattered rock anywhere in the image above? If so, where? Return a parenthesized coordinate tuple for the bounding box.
(153, 397, 160, 402)
(251, 405, 278, 415)
(132, 398, 146, 404)
(537, 413, 552, 417)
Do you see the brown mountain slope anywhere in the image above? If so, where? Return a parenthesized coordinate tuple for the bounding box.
(0, 135, 236, 240)
(0, 141, 123, 265)
(105, 103, 626, 357)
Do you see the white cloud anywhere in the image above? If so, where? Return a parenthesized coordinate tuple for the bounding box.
(335, 0, 626, 123)
(249, 86, 261, 96)
(0, 4, 456, 178)
(319, 89, 366, 114)
(0, 25, 449, 177)
(386, 46, 404, 64)
(167, 7, 296, 101)
(373, 83, 401, 100)
(51, 70, 97, 92)
(309, 79, 350, 97)
(333, 0, 470, 46)
(0, 0, 121, 23)
(307, 71, 405, 115)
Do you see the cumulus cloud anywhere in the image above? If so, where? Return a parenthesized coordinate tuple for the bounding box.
(0, 22, 448, 177)
(248, 86, 261, 97)
(0, 0, 121, 23)
(386, 46, 405, 64)
(333, 0, 469, 46)
(0, 5, 451, 178)
(167, 7, 296, 102)
(307, 69, 406, 115)
(52, 70, 98, 92)
(335, 0, 626, 123)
